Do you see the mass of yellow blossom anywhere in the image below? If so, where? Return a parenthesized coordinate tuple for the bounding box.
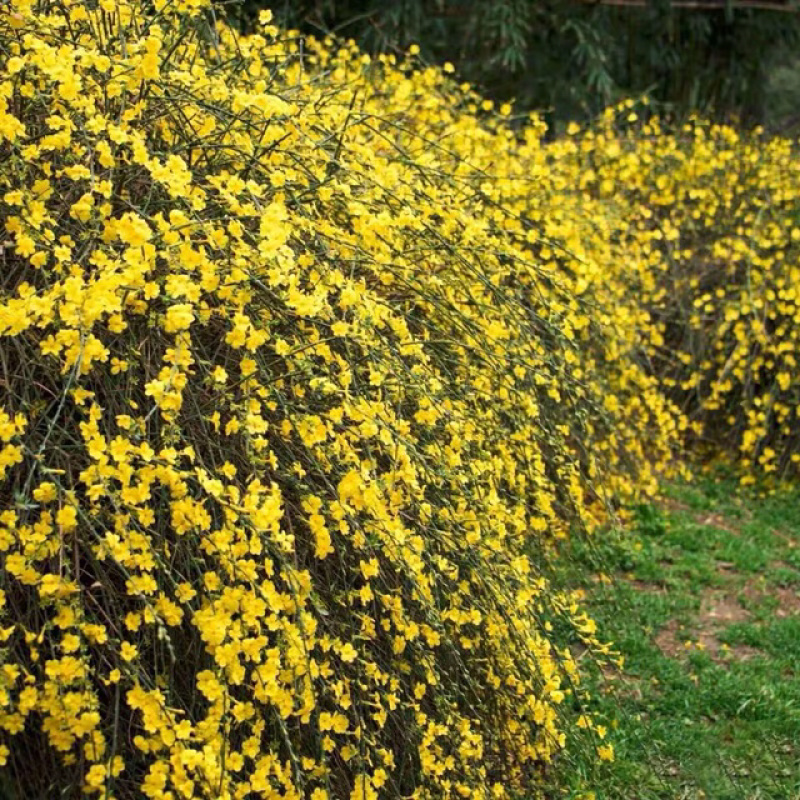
(548, 110, 800, 482)
(0, 0, 796, 797)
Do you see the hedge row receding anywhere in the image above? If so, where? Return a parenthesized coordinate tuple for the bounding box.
(551, 112, 800, 483)
(1, 1, 795, 798)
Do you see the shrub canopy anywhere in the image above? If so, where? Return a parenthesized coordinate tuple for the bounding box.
(14, 0, 800, 798)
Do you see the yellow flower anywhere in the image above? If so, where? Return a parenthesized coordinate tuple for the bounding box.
(33, 482, 57, 503)
(338, 643, 358, 663)
(597, 744, 614, 762)
(164, 303, 195, 333)
(56, 505, 78, 532)
(120, 642, 138, 662)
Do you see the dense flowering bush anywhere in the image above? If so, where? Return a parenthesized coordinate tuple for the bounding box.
(0, 2, 682, 797)
(11, 0, 799, 797)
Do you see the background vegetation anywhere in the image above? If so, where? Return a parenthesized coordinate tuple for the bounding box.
(229, 0, 800, 134)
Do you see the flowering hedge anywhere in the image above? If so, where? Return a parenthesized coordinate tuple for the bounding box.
(462, 98, 800, 484)
(542, 109, 800, 484)
(6, 0, 782, 797)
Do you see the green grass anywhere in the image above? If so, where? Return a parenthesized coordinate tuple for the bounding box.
(550, 473, 800, 799)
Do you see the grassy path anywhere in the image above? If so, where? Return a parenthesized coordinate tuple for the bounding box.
(555, 475, 800, 799)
